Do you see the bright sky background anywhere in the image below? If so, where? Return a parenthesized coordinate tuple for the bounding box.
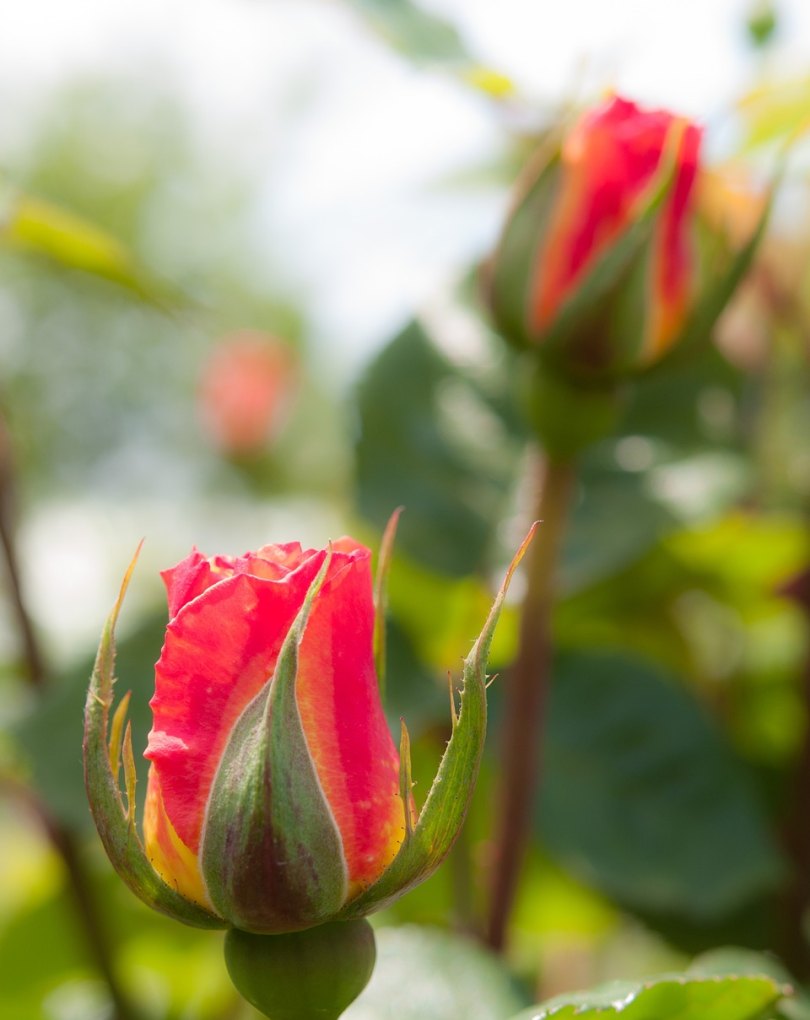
(2, 0, 808, 374)
(2, 0, 809, 654)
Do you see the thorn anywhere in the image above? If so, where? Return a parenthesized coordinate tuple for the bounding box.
(485, 673, 499, 690)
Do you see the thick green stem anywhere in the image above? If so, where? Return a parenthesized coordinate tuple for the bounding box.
(486, 450, 576, 951)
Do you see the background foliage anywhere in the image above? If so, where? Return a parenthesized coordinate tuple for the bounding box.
(3, 1, 810, 1018)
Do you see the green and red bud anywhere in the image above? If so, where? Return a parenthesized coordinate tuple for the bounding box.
(487, 94, 768, 386)
(142, 540, 407, 931)
(84, 527, 533, 1014)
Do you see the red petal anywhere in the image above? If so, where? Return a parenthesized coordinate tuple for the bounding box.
(161, 548, 235, 620)
(146, 547, 324, 851)
(295, 550, 405, 893)
(531, 95, 702, 338)
(146, 538, 404, 891)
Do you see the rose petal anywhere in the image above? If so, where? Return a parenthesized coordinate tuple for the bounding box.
(295, 549, 405, 893)
(146, 548, 324, 850)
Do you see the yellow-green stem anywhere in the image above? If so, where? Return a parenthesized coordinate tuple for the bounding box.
(486, 450, 576, 951)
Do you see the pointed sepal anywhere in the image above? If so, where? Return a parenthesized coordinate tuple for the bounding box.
(373, 507, 403, 698)
(200, 549, 350, 933)
(338, 526, 537, 918)
(82, 546, 225, 929)
(654, 178, 774, 374)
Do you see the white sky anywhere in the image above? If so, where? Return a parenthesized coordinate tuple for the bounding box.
(1, 0, 808, 377)
(2, 0, 809, 654)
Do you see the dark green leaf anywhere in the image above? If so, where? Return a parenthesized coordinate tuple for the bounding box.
(355, 320, 522, 577)
(539, 651, 785, 921)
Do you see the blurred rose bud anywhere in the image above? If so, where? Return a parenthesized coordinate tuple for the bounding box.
(84, 528, 529, 942)
(487, 95, 768, 385)
(199, 331, 296, 455)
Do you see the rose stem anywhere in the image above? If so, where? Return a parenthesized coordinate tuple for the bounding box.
(780, 567, 810, 980)
(485, 450, 576, 952)
(0, 417, 140, 1020)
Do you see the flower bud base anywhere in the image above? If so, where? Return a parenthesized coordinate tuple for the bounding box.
(224, 919, 376, 1020)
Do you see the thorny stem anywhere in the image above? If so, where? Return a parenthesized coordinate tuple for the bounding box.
(486, 450, 576, 951)
(0, 416, 140, 1020)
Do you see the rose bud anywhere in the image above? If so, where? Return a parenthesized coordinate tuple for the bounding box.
(486, 95, 769, 387)
(84, 527, 534, 1015)
(199, 330, 296, 457)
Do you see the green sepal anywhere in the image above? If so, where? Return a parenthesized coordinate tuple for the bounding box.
(224, 919, 376, 1020)
(651, 179, 774, 377)
(82, 546, 225, 929)
(201, 550, 349, 933)
(486, 144, 562, 350)
(337, 526, 536, 919)
(534, 137, 679, 382)
(373, 507, 403, 699)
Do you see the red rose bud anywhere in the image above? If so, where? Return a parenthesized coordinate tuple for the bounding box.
(199, 331, 296, 456)
(487, 94, 769, 384)
(83, 527, 534, 938)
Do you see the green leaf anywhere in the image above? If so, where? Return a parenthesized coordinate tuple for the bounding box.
(340, 528, 533, 918)
(82, 549, 224, 929)
(355, 320, 523, 577)
(539, 651, 785, 921)
(560, 450, 675, 590)
(0, 187, 172, 304)
(344, 925, 529, 1019)
(512, 972, 785, 1020)
(689, 949, 810, 1020)
(346, 0, 470, 64)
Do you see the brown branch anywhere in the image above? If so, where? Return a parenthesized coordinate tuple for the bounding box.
(0, 415, 140, 1020)
(485, 451, 576, 951)
(0, 420, 46, 690)
(780, 567, 810, 980)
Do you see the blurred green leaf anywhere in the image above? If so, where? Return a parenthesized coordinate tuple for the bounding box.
(0, 188, 172, 304)
(561, 451, 675, 590)
(512, 972, 784, 1020)
(346, 0, 469, 64)
(344, 925, 529, 1019)
(738, 77, 810, 151)
(539, 651, 785, 921)
(355, 320, 522, 577)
